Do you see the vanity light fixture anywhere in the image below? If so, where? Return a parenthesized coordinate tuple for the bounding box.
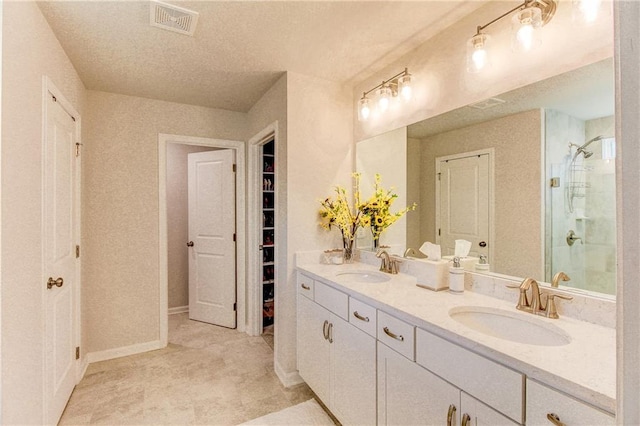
(357, 68, 412, 122)
(466, 0, 557, 73)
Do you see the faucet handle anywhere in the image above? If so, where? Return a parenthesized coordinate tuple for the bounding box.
(506, 284, 530, 310)
(390, 257, 403, 274)
(543, 293, 573, 319)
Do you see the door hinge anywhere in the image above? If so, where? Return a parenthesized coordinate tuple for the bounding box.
(437, 172, 441, 181)
(233, 303, 237, 311)
(76, 245, 80, 258)
(232, 164, 236, 172)
(75, 142, 83, 157)
(233, 233, 236, 242)
(75, 347, 80, 360)
(438, 228, 441, 236)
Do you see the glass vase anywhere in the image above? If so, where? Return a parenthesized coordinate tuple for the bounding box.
(343, 237, 355, 264)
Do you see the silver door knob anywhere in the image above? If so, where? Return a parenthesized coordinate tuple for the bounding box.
(186, 241, 194, 247)
(47, 277, 64, 289)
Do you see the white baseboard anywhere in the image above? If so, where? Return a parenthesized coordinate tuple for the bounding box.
(168, 305, 189, 315)
(76, 357, 89, 383)
(87, 340, 164, 364)
(275, 360, 304, 388)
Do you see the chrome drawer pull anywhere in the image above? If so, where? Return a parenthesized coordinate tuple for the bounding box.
(383, 326, 404, 341)
(322, 320, 329, 340)
(546, 413, 566, 426)
(328, 322, 333, 343)
(353, 311, 370, 322)
(301, 283, 311, 290)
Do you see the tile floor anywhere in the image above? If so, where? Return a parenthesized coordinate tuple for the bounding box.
(59, 314, 315, 425)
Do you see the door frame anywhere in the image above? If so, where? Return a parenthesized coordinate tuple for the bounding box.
(158, 134, 246, 345)
(41, 76, 83, 421)
(435, 148, 495, 264)
(247, 122, 278, 337)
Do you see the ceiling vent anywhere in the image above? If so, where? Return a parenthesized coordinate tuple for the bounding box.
(150, 1, 199, 36)
(468, 97, 506, 110)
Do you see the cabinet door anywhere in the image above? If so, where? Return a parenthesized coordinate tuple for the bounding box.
(331, 315, 376, 426)
(461, 392, 519, 426)
(378, 343, 459, 426)
(526, 379, 615, 426)
(297, 295, 331, 404)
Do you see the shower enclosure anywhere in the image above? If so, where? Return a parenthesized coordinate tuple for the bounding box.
(545, 109, 616, 295)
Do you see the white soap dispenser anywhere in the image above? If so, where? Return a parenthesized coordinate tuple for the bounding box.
(475, 255, 490, 272)
(449, 256, 465, 294)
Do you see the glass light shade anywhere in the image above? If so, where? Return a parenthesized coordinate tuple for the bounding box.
(512, 6, 542, 52)
(377, 85, 392, 112)
(573, 0, 601, 24)
(358, 97, 371, 121)
(466, 33, 490, 73)
(398, 73, 412, 101)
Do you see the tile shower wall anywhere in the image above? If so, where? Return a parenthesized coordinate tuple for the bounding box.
(545, 110, 615, 295)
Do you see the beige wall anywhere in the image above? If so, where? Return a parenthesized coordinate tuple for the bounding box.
(410, 110, 543, 278)
(167, 143, 219, 309)
(354, 1, 613, 142)
(1, 2, 86, 423)
(83, 91, 247, 354)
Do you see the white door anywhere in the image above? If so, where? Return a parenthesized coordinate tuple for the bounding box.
(437, 153, 490, 258)
(187, 150, 237, 327)
(43, 92, 78, 425)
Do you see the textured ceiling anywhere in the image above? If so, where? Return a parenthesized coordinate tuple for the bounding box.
(38, 1, 485, 112)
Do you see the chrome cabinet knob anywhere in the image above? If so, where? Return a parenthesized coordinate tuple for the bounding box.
(47, 277, 64, 289)
(186, 241, 194, 247)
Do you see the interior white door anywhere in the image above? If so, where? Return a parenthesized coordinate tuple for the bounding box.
(188, 149, 237, 328)
(438, 154, 490, 258)
(43, 92, 78, 425)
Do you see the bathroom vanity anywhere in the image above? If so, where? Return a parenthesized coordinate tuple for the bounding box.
(296, 257, 615, 425)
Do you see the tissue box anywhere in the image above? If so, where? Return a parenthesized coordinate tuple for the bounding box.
(408, 258, 450, 291)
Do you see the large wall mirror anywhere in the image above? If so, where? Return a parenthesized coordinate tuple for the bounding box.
(356, 58, 615, 296)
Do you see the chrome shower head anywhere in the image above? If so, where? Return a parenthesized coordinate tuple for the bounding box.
(578, 147, 594, 158)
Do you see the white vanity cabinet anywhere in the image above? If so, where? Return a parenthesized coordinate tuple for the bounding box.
(378, 341, 459, 425)
(296, 274, 376, 425)
(526, 379, 615, 426)
(415, 328, 523, 425)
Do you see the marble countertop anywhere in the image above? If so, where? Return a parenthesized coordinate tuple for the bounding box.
(297, 261, 616, 415)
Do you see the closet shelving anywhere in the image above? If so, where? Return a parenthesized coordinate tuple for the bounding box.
(262, 140, 275, 330)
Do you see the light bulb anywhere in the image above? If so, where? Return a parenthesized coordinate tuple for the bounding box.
(516, 23, 535, 51)
(377, 85, 391, 112)
(358, 97, 370, 121)
(512, 7, 542, 52)
(574, 0, 601, 23)
(398, 73, 412, 102)
(466, 33, 490, 73)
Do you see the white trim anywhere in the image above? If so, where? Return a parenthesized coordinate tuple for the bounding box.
(158, 133, 247, 346)
(168, 305, 189, 315)
(247, 122, 279, 337)
(434, 148, 495, 264)
(274, 359, 303, 388)
(41, 76, 82, 424)
(87, 340, 163, 364)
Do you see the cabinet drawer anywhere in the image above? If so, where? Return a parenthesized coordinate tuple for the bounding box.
(526, 379, 614, 426)
(416, 328, 524, 423)
(377, 310, 415, 361)
(297, 273, 315, 299)
(349, 297, 377, 337)
(314, 281, 348, 320)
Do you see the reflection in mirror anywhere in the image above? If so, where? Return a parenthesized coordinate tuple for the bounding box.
(356, 58, 615, 296)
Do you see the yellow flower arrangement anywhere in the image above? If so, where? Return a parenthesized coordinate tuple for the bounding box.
(320, 173, 416, 256)
(319, 173, 369, 239)
(358, 173, 416, 245)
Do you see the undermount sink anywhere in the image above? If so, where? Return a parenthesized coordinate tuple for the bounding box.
(449, 306, 571, 346)
(336, 270, 391, 283)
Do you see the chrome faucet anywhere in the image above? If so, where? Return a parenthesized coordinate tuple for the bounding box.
(376, 249, 400, 274)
